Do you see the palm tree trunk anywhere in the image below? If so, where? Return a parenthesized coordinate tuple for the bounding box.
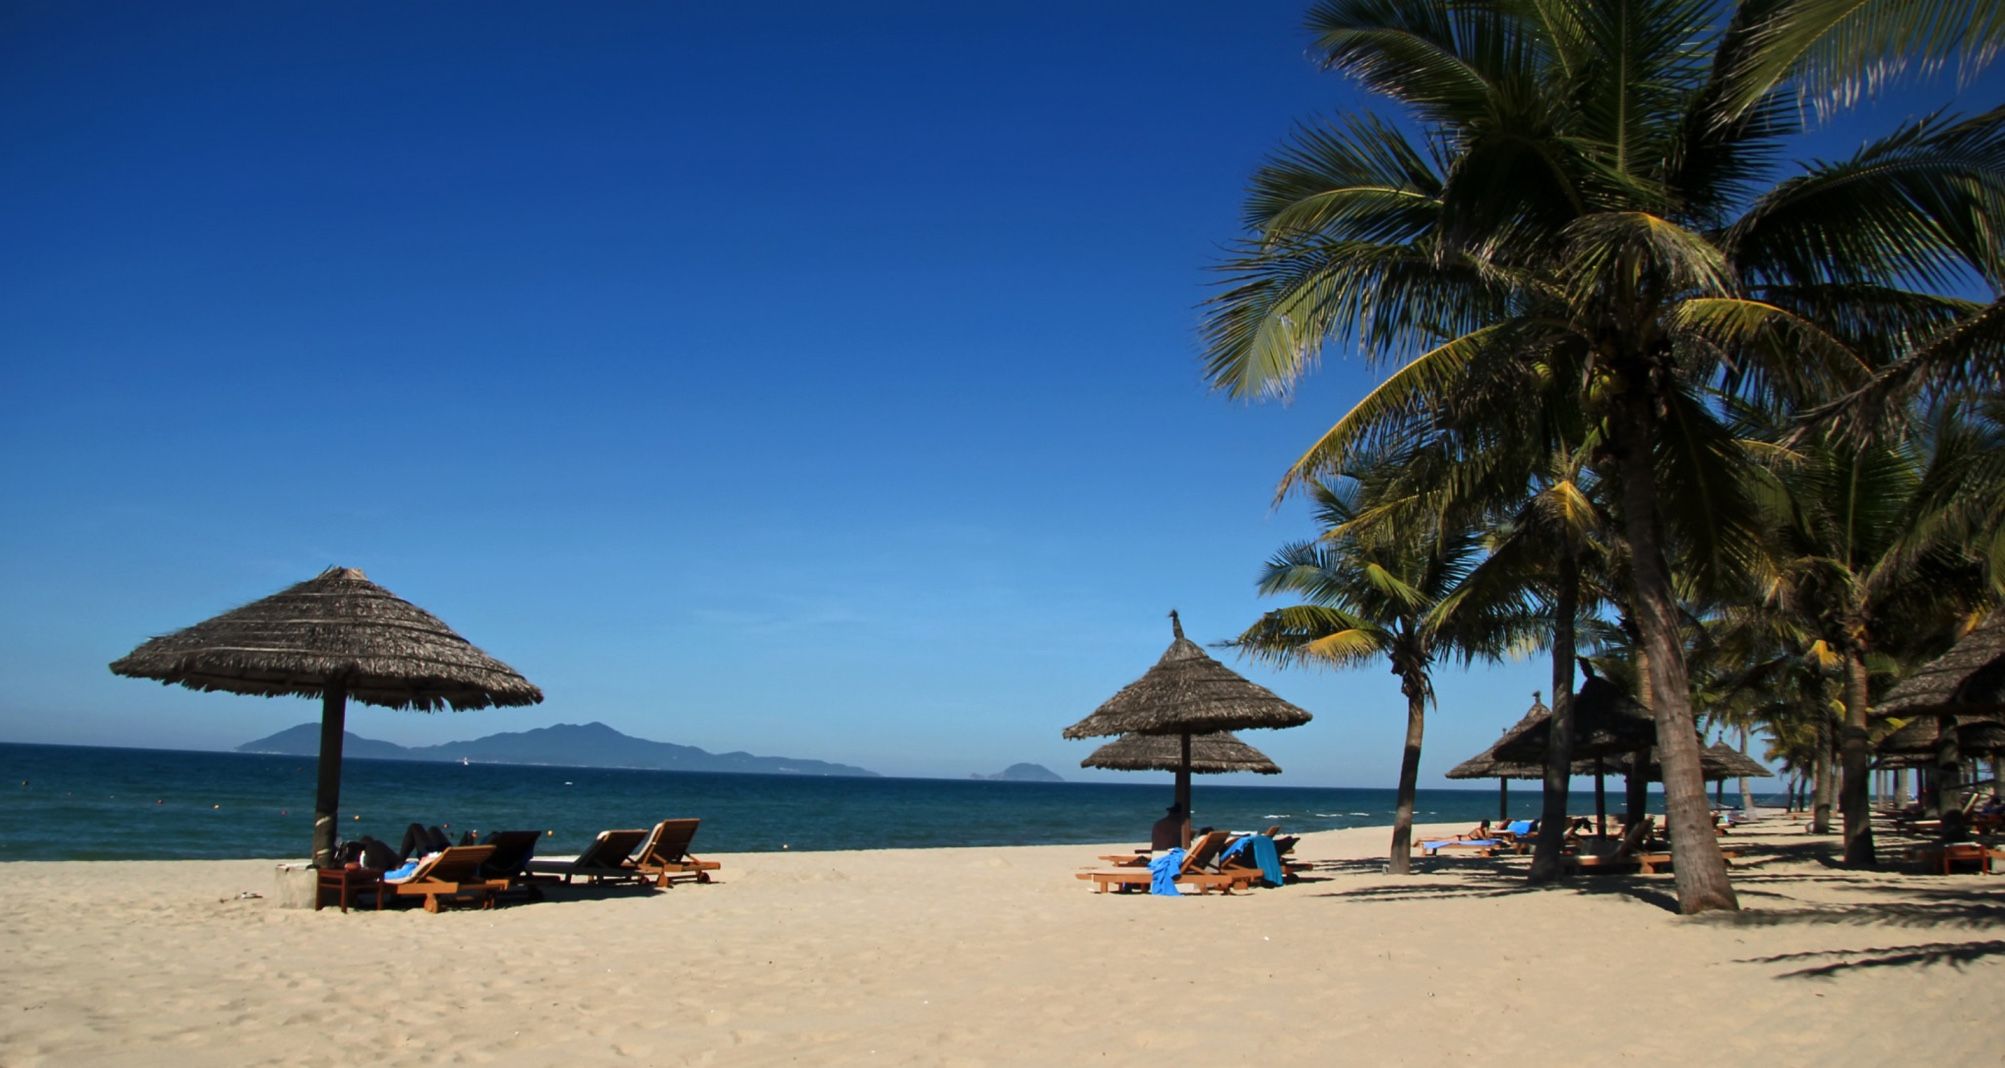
(1838, 642, 1876, 865)
(1611, 389, 1738, 913)
(1386, 679, 1427, 875)
(1530, 546, 1580, 884)
(1811, 706, 1834, 834)
(1738, 728, 1755, 817)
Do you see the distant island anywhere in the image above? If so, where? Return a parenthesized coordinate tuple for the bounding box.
(974, 763, 1063, 783)
(238, 721, 879, 777)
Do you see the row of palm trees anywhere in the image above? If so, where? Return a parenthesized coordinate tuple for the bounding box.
(1199, 0, 2004, 914)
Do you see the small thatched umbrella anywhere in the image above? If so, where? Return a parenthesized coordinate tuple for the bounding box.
(1446, 693, 1559, 822)
(109, 567, 542, 867)
(1875, 612, 2005, 720)
(1701, 741, 1772, 781)
(1083, 731, 1282, 777)
(1063, 611, 1311, 815)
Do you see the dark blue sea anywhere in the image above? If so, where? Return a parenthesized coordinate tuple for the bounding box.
(0, 742, 1760, 861)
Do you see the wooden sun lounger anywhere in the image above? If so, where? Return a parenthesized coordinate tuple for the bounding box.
(1908, 842, 2005, 875)
(379, 845, 510, 913)
(1077, 831, 1252, 894)
(635, 818, 723, 887)
(1418, 838, 1505, 857)
(525, 828, 652, 885)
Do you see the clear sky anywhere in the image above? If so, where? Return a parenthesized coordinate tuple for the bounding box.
(2, 3, 1994, 787)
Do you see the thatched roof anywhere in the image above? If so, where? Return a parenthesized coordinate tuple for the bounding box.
(109, 567, 543, 711)
(1701, 741, 1772, 779)
(1877, 714, 2005, 756)
(1061, 612, 1313, 740)
(1607, 740, 1773, 782)
(1875, 611, 2005, 719)
(1491, 665, 1656, 764)
(1082, 731, 1282, 775)
(1446, 694, 1557, 780)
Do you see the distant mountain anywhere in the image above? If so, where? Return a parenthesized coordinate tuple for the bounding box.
(238, 721, 879, 777)
(975, 762, 1063, 783)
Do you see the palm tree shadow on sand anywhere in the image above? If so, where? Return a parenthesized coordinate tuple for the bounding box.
(1734, 940, 2005, 979)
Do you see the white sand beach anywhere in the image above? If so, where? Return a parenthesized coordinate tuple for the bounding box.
(0, 817, 1996, 1066)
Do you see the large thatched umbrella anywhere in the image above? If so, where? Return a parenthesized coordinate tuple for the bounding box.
(1874, 615, 2005, 813)
(109, 567, 542, 867)
(1875, 612, 2005, 720)
(1877, 715, 2005, 757)
(1063, 611, 1311, 815)
(1083, 731, 1282, 777)
(1446, 693, 1558, 822)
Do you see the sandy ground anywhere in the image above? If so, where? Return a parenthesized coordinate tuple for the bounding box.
(0, 814, 1998, 1066)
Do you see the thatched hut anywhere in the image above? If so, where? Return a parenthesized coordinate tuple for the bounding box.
(110, 567, 542, 866)
(1063, 611, 1311, 813)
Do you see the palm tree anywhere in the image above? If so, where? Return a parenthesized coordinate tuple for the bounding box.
(1749, 417, 1993, 862)
(1229, 473, 1533, 874)
(1201, 0, 2002, 913)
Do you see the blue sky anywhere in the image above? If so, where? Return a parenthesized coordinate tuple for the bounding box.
(1, 3, 1994, 787)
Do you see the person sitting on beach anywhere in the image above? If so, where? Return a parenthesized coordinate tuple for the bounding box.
(1459, 820, 1494, 841)
(398, 823, 474, 859)
(1151, 804, 1191, 853)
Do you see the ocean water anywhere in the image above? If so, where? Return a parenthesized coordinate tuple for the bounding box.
(0, 742, 1760, 861)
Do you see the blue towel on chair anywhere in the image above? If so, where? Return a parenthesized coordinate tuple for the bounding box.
(1506, 819, 1535, 836)
(1221, 835, 1286, 886)
(1230, 834, 1285, 886)
(1148, 849, 1185, 896)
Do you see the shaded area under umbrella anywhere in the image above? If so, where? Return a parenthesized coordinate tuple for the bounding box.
(1062, 611, 1311, 816)
(109, 566, 542, 866)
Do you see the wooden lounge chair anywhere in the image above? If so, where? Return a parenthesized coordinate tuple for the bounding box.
(525, 828, 652, 885)
(378, 845, 510, 913)
(1566, 818, 1666, 874)
(1907, 841, 2005, 875)
(476, 830, 546, 901)
(1076, 832, 1247, 894)
(635, 818, 722, 887)
(1418, 837, 1506, 858)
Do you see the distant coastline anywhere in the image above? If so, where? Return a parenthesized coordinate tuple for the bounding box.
(235, 720, 880, 778)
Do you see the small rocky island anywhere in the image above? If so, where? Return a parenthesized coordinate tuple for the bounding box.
(974, 763, 1063, 782)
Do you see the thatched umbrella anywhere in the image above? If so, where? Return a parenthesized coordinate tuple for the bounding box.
(1062, 611, 1312, 814)
(1606, 740, 1773, 781)
(109, 567, 542, 866)
(1446, 693, 1558, 822)
(1490, 665, 1657, 832)
(1083, 731, 1282, 776)
(1875, 612, 2005, 720)
(1877, 715, 2005, 757)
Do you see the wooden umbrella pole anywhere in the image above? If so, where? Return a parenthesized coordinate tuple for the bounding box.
(1594, 758, 1608, 837)
(1498, 778, 1508, 823)
(312, 687, 348, 868)
(1175, 732, 1192, 821)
